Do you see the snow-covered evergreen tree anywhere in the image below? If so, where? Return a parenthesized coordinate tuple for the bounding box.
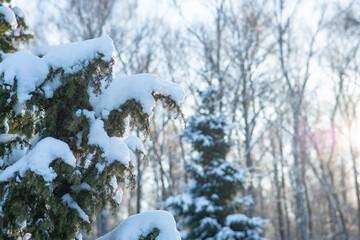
(0, 2, 183, 239)
(165, 89, 266, 240)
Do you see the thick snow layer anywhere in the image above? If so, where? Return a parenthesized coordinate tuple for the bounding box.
(124, 136, 144, 152)
(90, 74, 185, 117)
(82, 110, 131, 166)
(0, 137, 76, 182)
(0, 37, 114, 104)
(34, 36, 114, 73)
(0, 51, 48, 103)
(62, 194, 89, 222)
(96, 210, 181, 240)
(11, 6, 24, 18)
(0, 6, 17, 29)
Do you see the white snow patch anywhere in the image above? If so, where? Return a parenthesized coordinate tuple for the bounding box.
(95, 163, 105, 173)
(164, 194, 192, 213)
(237, 195, 254, 206)
(124, 135, 144, 152)
(216, 226, 245, 239)
(35, 36, 114, 74)
(225, 214, 248, 225)
(76, 131, 83, 149)
(123, 136, 144, 163)
(96, 210, 180, 240)
(11, 6, 24, 18)
(110, 176, 118, 190)
(0, 137, 76, 182)
(0, 186, 9, 216)
(80, 182, 91, 191)
(83, 110, 131, 166)
(13, 103, 25, 115)
(200, 217, 221, 229)
(113, 188, 123, 204)
(90, 74, 184, 117)
(0, 37, 114, 104)
(0, 51, 48, 104)
(194, 196, 213, 212)
(30, 133, 41, 147)
(0, 144, 27, 168)
(0, 134, 18, 143)
(62, 194, 89, 222)
(42, 75, 62, 98)
(0, 6, 17, 29)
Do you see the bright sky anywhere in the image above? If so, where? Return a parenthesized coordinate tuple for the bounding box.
(10, 0, 349, 110)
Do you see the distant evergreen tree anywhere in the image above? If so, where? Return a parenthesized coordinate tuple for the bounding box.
(0, 2, 183, 239)
(165, 89, 266, 240)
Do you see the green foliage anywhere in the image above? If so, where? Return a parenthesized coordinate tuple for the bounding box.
(0, 10, 183, 238)
(139, 227, 160, 240)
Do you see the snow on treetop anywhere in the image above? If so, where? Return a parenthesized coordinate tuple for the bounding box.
(90, 74, 185, 117)
(0, 137, 76, 182)
(33, 36, 114, 72)
(0, 51, 48, 103)
(96, 210, 181, 240)
(0, 36, 114, 104)
(0, 5, 17, 29)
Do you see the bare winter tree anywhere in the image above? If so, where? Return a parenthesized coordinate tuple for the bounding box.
(273, 0, 326, 239)
(323, 2, 360, 237)
(57, 0, 117, 41)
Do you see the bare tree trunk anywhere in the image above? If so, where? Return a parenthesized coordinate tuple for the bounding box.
(136, 155, 142, 213)
(276, 126, 292, 240)
(272, 142, 285, 240)
(349, 141, 360, 237)
(292, 114, 308, 240)
(96, 211, 108, 238)
(303, 179, 313, 240)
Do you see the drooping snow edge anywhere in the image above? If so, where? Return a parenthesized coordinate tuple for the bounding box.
(90, 74, 185, 118)
(0, 5, 17, 29)
(0, 137, 76, 182)
(96, 210, 181, 240)
(0, 36, 114, 104)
